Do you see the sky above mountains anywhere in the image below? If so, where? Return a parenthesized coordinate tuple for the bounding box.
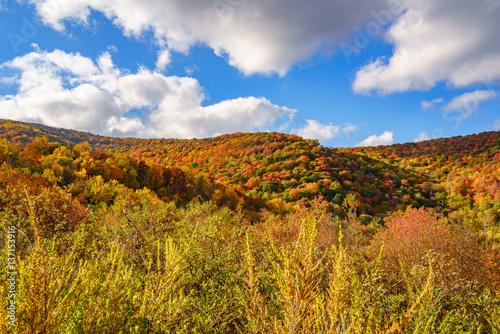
(0, 0, 499, 147)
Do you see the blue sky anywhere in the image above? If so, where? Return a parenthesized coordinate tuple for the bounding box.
(0, 0, 499, 147)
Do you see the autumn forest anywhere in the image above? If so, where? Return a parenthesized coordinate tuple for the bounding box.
(1, 118, 499, 333)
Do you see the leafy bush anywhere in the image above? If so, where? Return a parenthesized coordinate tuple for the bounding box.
(370, 207, 500, 297)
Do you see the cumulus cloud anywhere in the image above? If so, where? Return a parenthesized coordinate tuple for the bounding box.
(0, 49, 295, 138)
(294, 120, 357, 144)
(421, 98, 443, 110)
(19, 0, 500, 84)
(413, 132, 430, 142)
(353, 0, 500, 94)
(356, 131, 394, 147)
(27, 0, 389, 76)
(155, 49, 171, 71)
(150, 96, 296, 138)
(443, 90, 496, 121)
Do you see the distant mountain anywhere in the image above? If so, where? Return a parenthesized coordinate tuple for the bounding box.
(1, 118, 499, 228)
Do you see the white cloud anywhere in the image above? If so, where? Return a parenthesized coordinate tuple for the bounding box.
(353, 0, 500, 94)
(342, 123, 358, 135)
(155, 49, 171, 71)
(443, 90, 496, 121)
(107, 45, 118, 53)
(151, 96, 296, 138)
(0, 76, 18, 85)
(27, 0, 389, 76)
(18, 0, 500, 84)
(30, 43, 41, 52)
(184, 65, 198, 76)
(105, 116, 145, 135)
(494, 119, 500, 130)
(295, 120, 339, 143)
(356, 131, 394, 147)
(421, 98, 443, 110)
(413, 132, 430, 142)
(0, 49, 296, 138)
(294, 120, 357, 144)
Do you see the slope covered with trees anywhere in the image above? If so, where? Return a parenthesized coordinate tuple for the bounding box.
(1, 118, 499, 333)
(1, 119, 498, 231)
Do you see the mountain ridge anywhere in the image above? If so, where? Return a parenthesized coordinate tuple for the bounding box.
(1, 118, 498, 150)
(1, 118, 499, 229)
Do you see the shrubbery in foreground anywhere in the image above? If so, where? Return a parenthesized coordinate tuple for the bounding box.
(1, 189, 499, 333)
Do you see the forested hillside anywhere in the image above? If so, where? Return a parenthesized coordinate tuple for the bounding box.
(1, 118, 499, 333)
(1, 119, 498, 231)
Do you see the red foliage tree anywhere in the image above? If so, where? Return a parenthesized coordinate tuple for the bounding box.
(371, 207, 500, 296)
